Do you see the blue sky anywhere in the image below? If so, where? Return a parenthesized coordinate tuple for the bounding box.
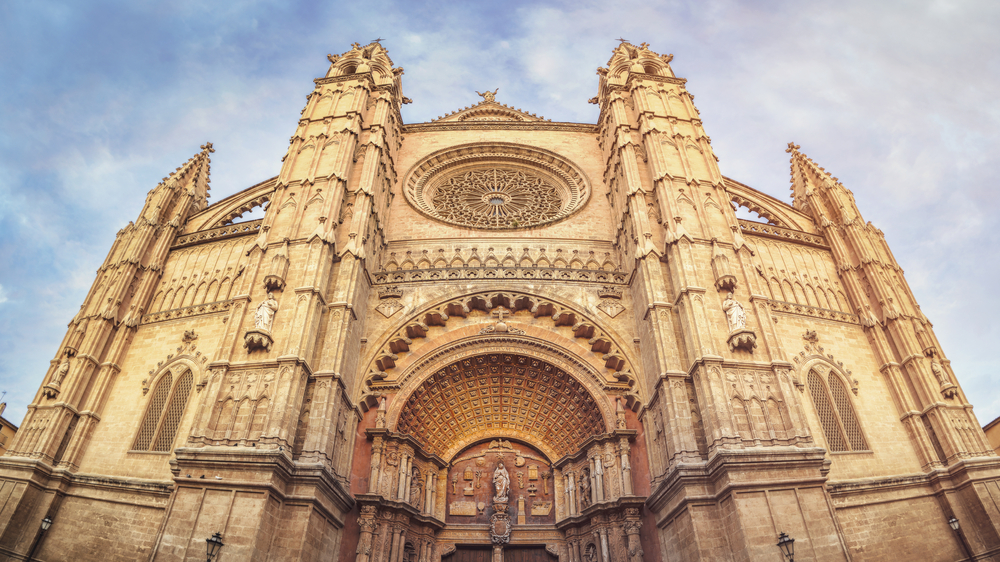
(2, 1, 999, 427)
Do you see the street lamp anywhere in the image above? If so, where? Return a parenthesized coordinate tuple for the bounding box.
(776, 532, 795, 562)
(948, 516, 973, 559)
(206, 532, 224, 561)
(26, 516, 53, 561)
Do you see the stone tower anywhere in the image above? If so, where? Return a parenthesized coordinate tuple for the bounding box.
(1, 40, 999, 562)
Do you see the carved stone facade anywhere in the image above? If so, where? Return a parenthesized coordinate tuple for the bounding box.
(1, 40, 998, 562)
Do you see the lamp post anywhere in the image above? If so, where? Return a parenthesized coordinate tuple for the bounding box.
(776, 532, 794, 562)
(206, 532, 224, 561)
(26, 515, 53, 561)
(948, 516, 973, 560)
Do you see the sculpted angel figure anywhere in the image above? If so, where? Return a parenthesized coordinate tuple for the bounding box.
(493, 461, 510, 503)
(476, 88, 498, 102)
(254, 292, 279, 331)
(722, 292, 747, 332)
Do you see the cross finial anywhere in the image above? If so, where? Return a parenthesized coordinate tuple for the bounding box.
(616, 37, 629, 43)
(371, 37, 383, 44)
(491, 306, 511, 322)
(785, 142, 800, 153)
(200, 142, 215, 153)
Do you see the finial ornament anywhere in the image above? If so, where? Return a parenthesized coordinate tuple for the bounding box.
(785, 142, 800, 153)
(616, 37, 629, 43)
(476, 88, 499, 102)
(200, 142, 215, 153)
(371, 37, 384, 43)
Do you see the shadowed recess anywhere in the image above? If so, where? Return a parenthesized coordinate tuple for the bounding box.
(395, 353, 606, 459)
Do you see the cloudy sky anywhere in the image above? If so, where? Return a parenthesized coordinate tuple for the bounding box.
(1, 1, 998, 428)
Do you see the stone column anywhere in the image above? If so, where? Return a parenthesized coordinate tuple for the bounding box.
(386, 527, 399, 562)
(624, 520, 644, 562)
(403, 460, 413, 503)
(355, 507, 377, 562)
(599, 528, 611, 562)
(590, 457, 602, 503)
(567, 472, 577, 516)
(393, 528, 408, 562)
(492, 545, 504, 562)
(397, 455, 409, 500)
(424, 474, 433, 514)
(620, 438, 634, 496)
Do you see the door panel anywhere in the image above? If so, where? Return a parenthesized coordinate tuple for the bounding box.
(504, 546, 556, 562)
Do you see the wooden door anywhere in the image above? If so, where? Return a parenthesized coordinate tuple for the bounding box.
(503, 546, 556, 562)
(449, 546, 492, 562)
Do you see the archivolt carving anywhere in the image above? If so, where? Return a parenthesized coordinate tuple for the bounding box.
(402, 143, 591, 230)
(793, 341, 859, 395)
(362, 290, 637, 390)
(393, 352, 608, 460)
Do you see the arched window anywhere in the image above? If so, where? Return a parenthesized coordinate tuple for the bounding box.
(807, 369, 869, 452)
(132, 369, 194, 452)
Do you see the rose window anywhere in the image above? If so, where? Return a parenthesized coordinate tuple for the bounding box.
(431, 169, 563, 229)
(402, 143, 591, 230)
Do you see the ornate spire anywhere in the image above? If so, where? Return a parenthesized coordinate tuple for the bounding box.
(786, 142, 854, 226)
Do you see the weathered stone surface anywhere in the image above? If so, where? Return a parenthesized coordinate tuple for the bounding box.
(1, 40, 997, 562)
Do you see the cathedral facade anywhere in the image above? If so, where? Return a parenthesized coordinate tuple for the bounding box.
(1, 41, 999, 562)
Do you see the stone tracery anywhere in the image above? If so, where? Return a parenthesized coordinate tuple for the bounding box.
(431, 168, 563, 229)
(402, 142, 591, 231)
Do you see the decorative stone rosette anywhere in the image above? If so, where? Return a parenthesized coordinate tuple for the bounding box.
(402, 142, 591, 230)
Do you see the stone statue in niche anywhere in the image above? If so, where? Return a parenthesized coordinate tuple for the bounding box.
(410, 468, 422, 509)
(723, 292, 757, 352)
(722, 292, 747, 332)
(254, 292, 279, 331)
(579, 468, 592, 509)
(493, 461, 510, 503)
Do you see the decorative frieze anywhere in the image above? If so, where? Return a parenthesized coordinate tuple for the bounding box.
(141, 299, 233, 325)
(769, 299, 860, 324)
(171, 219, 263, 249)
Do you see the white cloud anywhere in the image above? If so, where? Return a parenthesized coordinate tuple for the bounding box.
(1, 0, 999, 426)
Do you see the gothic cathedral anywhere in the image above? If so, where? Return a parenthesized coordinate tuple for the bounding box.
(2, 41, 998, 562)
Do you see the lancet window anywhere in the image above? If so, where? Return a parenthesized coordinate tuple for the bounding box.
(132, 369, 194, 452)
(807, 369, 868, 452)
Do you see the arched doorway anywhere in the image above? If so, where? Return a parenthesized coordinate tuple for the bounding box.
(351, 345, 645, 562)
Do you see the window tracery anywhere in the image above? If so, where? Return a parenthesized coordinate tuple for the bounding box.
(403, 143, 591, 231)
(807, 368, 868, 452)
(132, 369, 194, 452)
(431, 168, 563, 229)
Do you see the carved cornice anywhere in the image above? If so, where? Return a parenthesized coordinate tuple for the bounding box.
(141, 299, 233, 325)
(372, 267, 628, 286)
(172, 219, 262, 249)
(739, 219, 828, 249)
(625, 72, 687, 86)
(767, 299, 859, 325)
(402, 122, 598, 134)
(314, 72, 375, 86)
